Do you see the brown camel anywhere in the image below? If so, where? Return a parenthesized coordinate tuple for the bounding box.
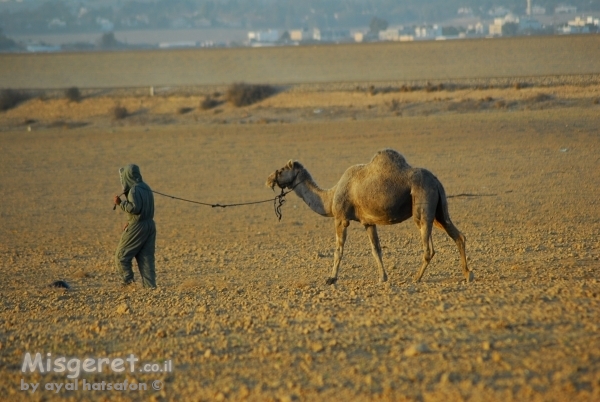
(266, 148, 473, 285)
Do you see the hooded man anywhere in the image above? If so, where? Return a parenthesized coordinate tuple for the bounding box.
(113, 164, 156, 289)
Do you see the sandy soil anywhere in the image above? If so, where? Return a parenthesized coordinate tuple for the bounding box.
(1, 79, 600, 402)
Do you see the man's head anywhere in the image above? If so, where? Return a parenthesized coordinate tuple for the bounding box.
(119, 164, 143, 192)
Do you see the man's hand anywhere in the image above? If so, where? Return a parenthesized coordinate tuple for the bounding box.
(114, 195, 122, 206)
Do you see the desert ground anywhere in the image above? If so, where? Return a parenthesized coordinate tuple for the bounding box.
(1, 37, 600, 402)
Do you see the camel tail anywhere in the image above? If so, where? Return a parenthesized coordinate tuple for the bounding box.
(434, 178, 452, 225)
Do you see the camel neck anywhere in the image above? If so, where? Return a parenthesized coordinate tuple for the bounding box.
(293, 170, 334, 217)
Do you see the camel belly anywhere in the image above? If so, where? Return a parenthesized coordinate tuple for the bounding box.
(350, 197, 413, 225)
(357, 209, 412, 225)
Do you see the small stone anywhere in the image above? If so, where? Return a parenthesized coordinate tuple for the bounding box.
(311, 342, 324, 353)
(116, 303, 130, 315)
(404, 343, 429, 357)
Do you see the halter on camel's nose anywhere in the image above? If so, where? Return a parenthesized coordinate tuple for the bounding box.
(267, 169, 281, 190)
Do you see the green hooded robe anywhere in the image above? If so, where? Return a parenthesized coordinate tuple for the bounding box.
(115, 164, 156, 288)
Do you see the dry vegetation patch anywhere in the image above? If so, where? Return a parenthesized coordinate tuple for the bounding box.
(64, 87, 82, 103)
(200, 95, 221, 110)
(226, 83, 276, 107)
(111, 105, 128, 120)
(0, 89, 29, 111)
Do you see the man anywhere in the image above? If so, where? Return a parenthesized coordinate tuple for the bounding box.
(113, 164, 156, 289)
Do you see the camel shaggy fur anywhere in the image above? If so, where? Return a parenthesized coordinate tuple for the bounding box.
(266, 148, 473, 285)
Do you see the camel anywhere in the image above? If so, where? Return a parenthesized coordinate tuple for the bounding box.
(266, 148, 473, 285)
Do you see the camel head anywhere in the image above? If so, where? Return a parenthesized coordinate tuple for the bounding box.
(266, 160, 303, 190)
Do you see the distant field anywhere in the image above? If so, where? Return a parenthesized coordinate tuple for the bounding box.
(1, 35, 599, 89)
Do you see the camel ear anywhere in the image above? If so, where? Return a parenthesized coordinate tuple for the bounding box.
(286, 160, 294, 168)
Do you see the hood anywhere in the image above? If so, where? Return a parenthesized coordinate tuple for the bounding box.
(119, 164, 143, 192)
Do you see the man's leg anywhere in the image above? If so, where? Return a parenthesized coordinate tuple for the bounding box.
(136, 223, 156, 289)
(115, 225, 144, 285)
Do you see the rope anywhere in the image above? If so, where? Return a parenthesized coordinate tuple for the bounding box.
(150, 184, 301, 221)
(447, 193, 498, 198)
(124, 182, 499, 221)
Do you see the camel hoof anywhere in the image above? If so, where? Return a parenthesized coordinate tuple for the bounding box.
(466, 271, 474, 283)
(326, 277, 337, 285)
(413, 276, 422, 283)
(380, 273, 388, 283)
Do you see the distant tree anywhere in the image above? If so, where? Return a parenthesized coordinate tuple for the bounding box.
(99, 32, 119, 49)
(0, 29, 18, 50)
(369, 17, 388, 34)
(502, 22, 519, 36)
(279, 31, 291, 42)
(442, 26, 460, 36)
(65, 87, 81, 102)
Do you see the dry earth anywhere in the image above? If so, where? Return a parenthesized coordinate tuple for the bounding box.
(1, 55, 600, 402)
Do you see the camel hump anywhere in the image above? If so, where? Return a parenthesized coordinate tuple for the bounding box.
(371, 148, 411, 168)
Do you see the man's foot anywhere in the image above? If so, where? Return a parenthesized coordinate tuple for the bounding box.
(122, 280, 135, 287)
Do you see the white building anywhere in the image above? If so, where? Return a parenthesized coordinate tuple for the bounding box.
(414, 25, 442, 39)
(560, 25, 589, 34)
(248, 29, 279, 43)
(354, 32, 365, 42)
(559, 15, 599, 34)
(159, 41, 197, 49)
(474, 22, 487, 35)
(312, 28, 350, 42)
(555, 5, 577, 14)
(568, 16, 598, 26)
(289, 29, 308, 41)
(489, 14, 520, 36)
(489, 20, 503, 36)
(379, 27, 407, 41)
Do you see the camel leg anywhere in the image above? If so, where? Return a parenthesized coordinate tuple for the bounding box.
(365, 224, 388, 283)
(327, 219, 348, 285)
(437, 219, 472, 282)
(414, 216, 435, 283)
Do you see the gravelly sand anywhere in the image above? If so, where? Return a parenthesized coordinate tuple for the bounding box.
(1, 81, 599, 402)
